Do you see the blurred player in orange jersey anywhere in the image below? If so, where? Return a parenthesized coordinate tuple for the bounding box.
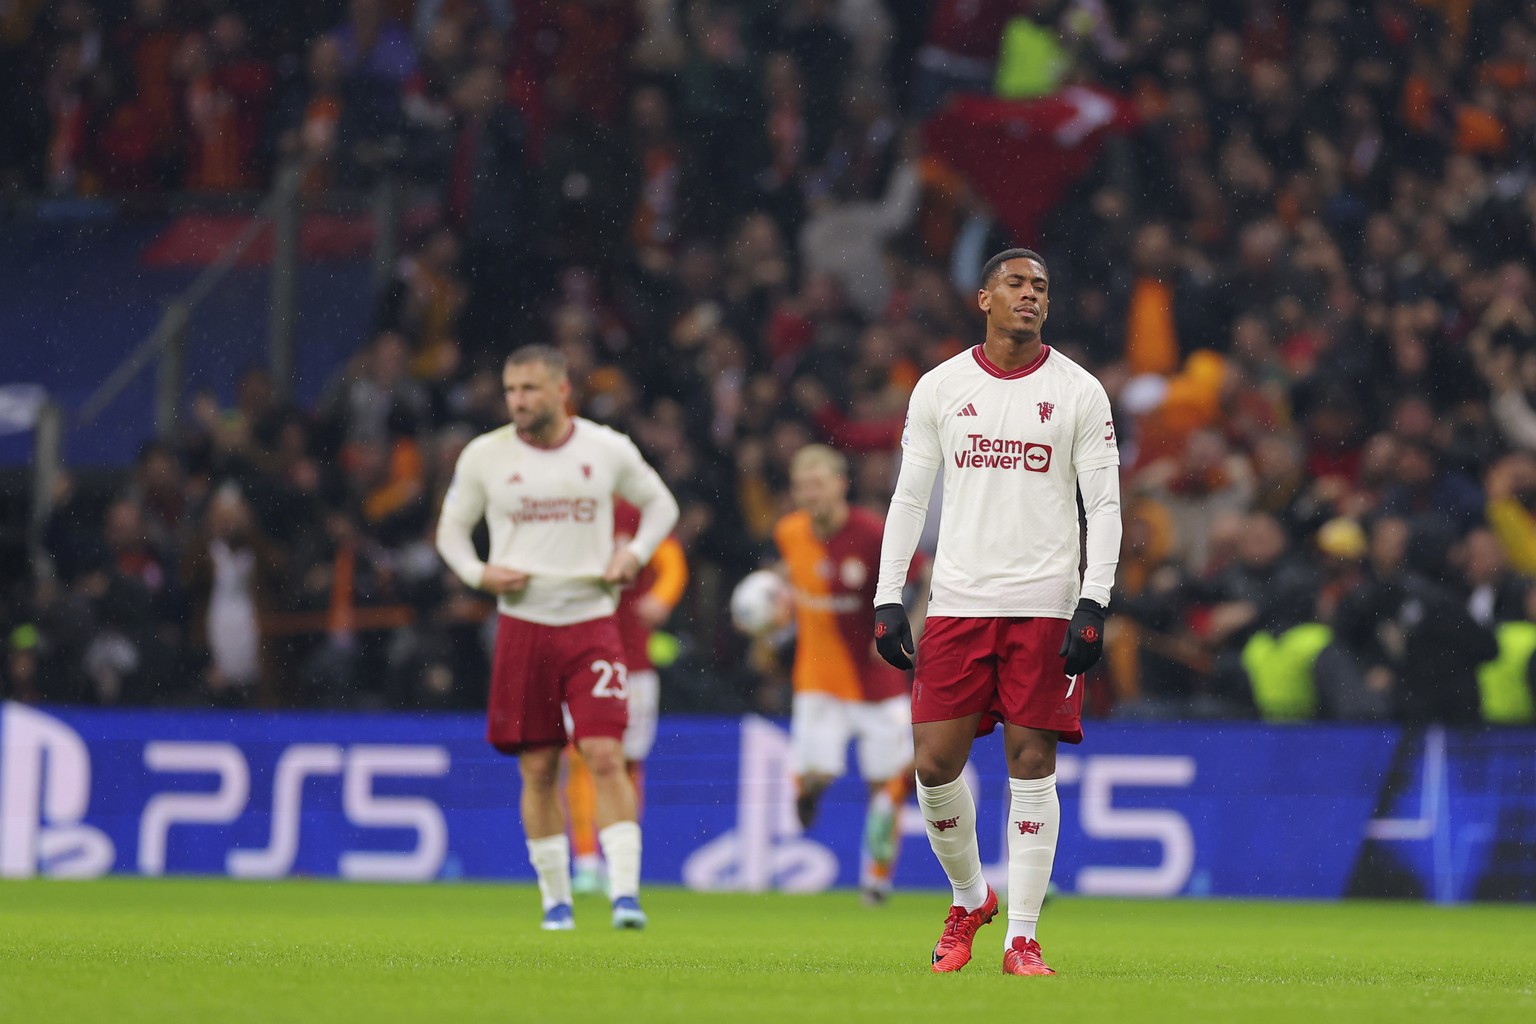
(775, 443, 922, 905)
(566, 501, 688, 895)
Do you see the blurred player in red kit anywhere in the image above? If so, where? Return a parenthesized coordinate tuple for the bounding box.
(566, 501, 687, 895)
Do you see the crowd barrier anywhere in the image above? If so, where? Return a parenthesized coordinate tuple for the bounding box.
(1, 702, 1531, 902)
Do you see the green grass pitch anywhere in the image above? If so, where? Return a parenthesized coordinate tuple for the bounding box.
(1, 879, 1532, 1023)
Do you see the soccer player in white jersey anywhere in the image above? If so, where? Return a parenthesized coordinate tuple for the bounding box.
(436, 345, 680, 932)
(872, 249, 1122, 976)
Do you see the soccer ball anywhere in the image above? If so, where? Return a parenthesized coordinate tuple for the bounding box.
(730, 569, 790, 637)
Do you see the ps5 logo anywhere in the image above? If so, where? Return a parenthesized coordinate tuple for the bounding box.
(0, 703, 116, 877)
(140, 741, 451, 881)
(0, 702, 452, 881)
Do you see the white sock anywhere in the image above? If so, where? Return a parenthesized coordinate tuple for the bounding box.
(915, 774, 987, 911)
(527, 834, 573, 911)
(598, 821, 642, 901)
(1005, 775, 1059, 947)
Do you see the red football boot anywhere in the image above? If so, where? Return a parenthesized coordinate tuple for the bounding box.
(1002, 936, 1056, 976)
(930, 888, 998, 973)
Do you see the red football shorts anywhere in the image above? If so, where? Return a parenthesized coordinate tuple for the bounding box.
(913, 616, 1084, 744)
(487, 613, 630, 755)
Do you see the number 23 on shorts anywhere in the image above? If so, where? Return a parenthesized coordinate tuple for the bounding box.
(590, 659, 629, 699)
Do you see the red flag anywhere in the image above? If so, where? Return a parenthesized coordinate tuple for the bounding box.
(924, 87, 1140, 243)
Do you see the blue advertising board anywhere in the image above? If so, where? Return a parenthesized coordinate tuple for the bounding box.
(1, 702, 1531, 902)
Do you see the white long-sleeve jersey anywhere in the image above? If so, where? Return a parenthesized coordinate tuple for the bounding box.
(436, 418, 680, 626)
(875, 344, 1122, 617)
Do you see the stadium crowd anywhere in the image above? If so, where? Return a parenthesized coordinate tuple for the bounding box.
(4, 0, 1536, 728)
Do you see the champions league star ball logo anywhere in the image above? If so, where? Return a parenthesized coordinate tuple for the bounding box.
(1038, 401, 1054, 423)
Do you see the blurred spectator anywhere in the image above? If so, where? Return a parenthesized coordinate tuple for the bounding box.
(124, 441, 189, 556)
(799, 140, 923, 320)
(1114, 222, 1225, 375)
(751, 51, 813, 233)
(542, 0, 638, 130)
(182, 485, 284, 704)
(374, 227, 466, 381)
(174, 13, 273, 192)
(1379, 438, 1484, 531)
(400, 12, 464, 139)
(1108, 495, 1198, 716)
(1133, 429, 1256, 572)
(1311, 516, 1394, 720)
(323, 330, 431, 450)
(271, 32, 401, 191)
(290, 504, 399, 707)
(329, 0, 416, 84)
(678, 6, 761, 235)
(40, 3, 108, 194)
(1484, 453, 1536, 576)
(41, 497, 179, 706)
(1392, 520, 1499, 724)
(623, 84, 690, 277)
(97, 0, 183, 191)
(1203, 511, 1321, 718)
(807, 75, 901, 205)
(911, 0, 1031, 115)
(764, 0, 854, 156)
(1461, 527, 1528, 629)
(444, 61, 542, 360)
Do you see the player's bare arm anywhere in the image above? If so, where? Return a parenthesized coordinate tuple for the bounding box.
(479, 565, 529, 595)
(610, 444, 681, 582)
(602, 548, 641, 585)
(634, 593, 670, 627)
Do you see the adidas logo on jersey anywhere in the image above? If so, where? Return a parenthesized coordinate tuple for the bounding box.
(955, 403, 978, 417)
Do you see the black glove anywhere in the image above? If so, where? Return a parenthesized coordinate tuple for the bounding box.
(874, 603, 915, 669)
(1058, 598, 1106, 676)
